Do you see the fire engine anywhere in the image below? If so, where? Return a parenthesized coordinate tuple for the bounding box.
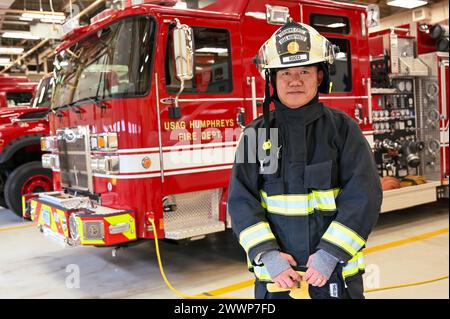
(0, 73, 53, 213)
(369, 21, 449, 209)
(0, 75, 37, 109)
(23, 0, 448, 249)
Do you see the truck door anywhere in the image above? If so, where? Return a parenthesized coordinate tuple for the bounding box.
(439, 57, 449, 182)
(302, 5, 372, 138)
(155, 16, 243, 196)
(240, 0, 302, 122)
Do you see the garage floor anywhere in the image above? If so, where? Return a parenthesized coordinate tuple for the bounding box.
(0, 200, 448, 299)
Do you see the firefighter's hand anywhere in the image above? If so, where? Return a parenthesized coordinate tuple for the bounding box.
(304, 256, 328, 287)
(272, 253, 301, 289)
(304, 250, 339, 287)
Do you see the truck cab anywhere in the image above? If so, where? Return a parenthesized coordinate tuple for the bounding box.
(0, 73, 53, 214)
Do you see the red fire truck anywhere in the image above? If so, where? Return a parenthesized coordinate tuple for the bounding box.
(369, 22, 449, 207)
(0, 73, 53, 213)
(23, 0, 448, 248)
(0, 75, 37, 109)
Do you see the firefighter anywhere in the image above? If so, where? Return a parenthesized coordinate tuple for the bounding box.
(227, 21, 382, 299)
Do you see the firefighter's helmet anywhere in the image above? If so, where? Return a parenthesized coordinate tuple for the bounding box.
(255, 21, 339, 154)
(255, 20, 338, 94)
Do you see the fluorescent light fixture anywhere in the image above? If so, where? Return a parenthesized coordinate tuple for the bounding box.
(40, 18, 65, 24)
(387, 0, 428, 9)
(0, 47, 24, 54)
(21, 12, 66, 21)
(0, 58, 11, 66)
(19, 16, 33, 21)
(1, 31, 40, 40)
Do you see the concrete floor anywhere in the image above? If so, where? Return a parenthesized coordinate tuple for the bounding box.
(0, 200, 448, 299)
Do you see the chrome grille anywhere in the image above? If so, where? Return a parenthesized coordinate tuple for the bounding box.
(57, 126, 93, 192)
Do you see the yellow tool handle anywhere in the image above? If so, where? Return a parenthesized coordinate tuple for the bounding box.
(266, 271, 311, 299)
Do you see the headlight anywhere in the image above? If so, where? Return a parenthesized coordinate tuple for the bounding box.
(41, 136, 57, 152)
(84, 221, 104, 240)
(90, 132, 118, 151)
(42, 154, 60, 170)
(69, 214, 79, 241)
(91, 156, 119, 174)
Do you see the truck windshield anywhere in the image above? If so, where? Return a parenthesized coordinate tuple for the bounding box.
(32, 76, 53, 108)
(53, 15, 155, 109)
(7, 91, 33, 107)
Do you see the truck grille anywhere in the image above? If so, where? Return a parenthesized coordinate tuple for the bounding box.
(57, 126, 93, 192)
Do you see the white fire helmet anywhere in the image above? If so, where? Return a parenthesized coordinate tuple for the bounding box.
(254, 20, 339, 94)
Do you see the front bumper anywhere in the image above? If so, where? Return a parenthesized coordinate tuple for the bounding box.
(23, 192, 137, 246)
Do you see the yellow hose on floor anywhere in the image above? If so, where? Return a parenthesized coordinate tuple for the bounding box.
(365, 275, 449, 293)
(148, 218, 448, 299)
(148, 217, 250, 299)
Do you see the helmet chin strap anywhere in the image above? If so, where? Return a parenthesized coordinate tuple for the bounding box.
(262, 69, 273, 154)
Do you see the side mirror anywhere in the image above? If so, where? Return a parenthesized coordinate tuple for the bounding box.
(173, 22, 194, 82)
(170, 20, 194, 119)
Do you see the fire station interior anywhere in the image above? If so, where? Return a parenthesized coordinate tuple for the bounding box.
(0, 0, 448, 300)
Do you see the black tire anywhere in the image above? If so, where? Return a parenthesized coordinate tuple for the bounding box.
(0, 170, 10, 208)
(5, 161, 53, 217)
(0, 195, 7, 209)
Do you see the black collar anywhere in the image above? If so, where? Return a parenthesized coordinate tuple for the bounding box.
(274, 99, 325, 125)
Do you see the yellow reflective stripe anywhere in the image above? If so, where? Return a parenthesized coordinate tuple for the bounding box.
(261, 189, 340, 202)
(22, 197, 26, 217)
(331, 222, 365, 247)
(265, 205, 313, 216)
(333, 188, 341, 197)
(322, 233, 359, 255)
(242, 234, 276, 253)
(30, 200, 38, 221)
(56, 209, 69, 237)
(260, 188, 340, 216)
(104, 213, 136, 241)
(342, 252, 365, 279)
(261, 201, 267, 209)
(322, 222, 366, 256)
(239, 222, 276, 253)
(253, 266, 272, 281)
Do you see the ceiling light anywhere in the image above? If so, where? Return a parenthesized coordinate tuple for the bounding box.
(0, 58, 11, 66)
(0, 47, 24, 54)
(195, 48, 228, 54)
(387, 0, 428, 9)
(40, 18, 65, 24)
(1, 31, 40, 40)
(21, 12, 66, 21)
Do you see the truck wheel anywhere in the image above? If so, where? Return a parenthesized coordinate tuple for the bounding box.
(0, 171, 10, 208)
(4, 162, 53, 217)
(0, 195, 7, 209)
